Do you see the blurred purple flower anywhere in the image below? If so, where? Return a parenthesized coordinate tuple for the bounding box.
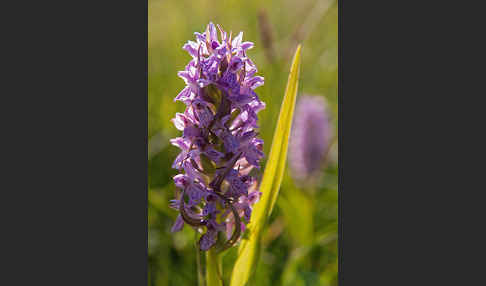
(169, 22, 265, 251)
(289, 95, 332, 185)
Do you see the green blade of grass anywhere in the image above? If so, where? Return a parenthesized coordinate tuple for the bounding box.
(230, 44, 302, 286)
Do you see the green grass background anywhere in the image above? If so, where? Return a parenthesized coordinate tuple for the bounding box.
(148, 0, 338, 285)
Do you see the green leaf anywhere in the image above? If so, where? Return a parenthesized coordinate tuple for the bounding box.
(229, 44, 302, 286)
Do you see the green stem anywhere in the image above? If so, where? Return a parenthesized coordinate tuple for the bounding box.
(195, 232, 205, 286)
(206, 248, 223, 286)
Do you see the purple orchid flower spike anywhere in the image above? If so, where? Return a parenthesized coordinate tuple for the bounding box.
(169, 22, 265, 252)
(289, 95, 332, 187)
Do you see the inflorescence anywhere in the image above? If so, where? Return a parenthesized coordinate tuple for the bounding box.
(169, 22, 265, 251)
(289, 95, 332, 186)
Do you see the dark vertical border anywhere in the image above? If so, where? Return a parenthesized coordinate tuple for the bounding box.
(337, 0, 480, 282)
(8, 0, 149, 282)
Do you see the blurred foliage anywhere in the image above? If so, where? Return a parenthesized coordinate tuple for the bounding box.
(149, 0, 338, 285)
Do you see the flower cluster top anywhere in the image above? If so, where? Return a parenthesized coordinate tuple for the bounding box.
(169, 22, 265, 251)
